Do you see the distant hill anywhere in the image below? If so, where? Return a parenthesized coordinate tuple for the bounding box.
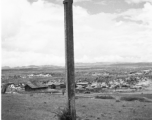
(2, 62, 152, 70)
(2, 66, 11, 69)
(110, 62, 152, 67)
(2, 65, 63, 70)
(75, 62, 114, 67)
(75, 62, 152, 67)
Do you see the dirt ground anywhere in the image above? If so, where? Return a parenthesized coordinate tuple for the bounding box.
(2, 91, 152, 120)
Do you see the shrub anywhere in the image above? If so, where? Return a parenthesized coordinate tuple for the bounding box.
(120, 96, 152, 102)
(84, 91, 91, 94)
(54, 107, 81, 120)
(54, 107, 72, 120)
(95, 95, 114, 99)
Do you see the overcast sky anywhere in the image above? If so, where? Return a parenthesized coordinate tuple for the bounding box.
(1, 0, 152, 67)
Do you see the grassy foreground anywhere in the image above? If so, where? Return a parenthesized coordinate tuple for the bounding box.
(2, 91, 152, 120)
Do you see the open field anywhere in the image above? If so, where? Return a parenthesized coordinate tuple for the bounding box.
(2, 91, 152, 120)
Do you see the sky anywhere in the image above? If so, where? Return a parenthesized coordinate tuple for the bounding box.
(1, 0, 152, 67)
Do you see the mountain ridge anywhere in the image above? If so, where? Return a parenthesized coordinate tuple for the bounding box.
(2, 62, 152, 70)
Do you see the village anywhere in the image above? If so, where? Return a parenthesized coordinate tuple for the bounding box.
(2, 68, 152, 94)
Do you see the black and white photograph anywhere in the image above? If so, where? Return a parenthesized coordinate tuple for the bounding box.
(1, 0, 152, 120)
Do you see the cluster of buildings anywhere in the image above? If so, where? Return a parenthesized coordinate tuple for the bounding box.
(27, 73, 52, 78)
(75, 76, 152, 91)
(2, 76, 152, 94)
(128, 69, 152, 76)
(2, 69, 152, 94)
